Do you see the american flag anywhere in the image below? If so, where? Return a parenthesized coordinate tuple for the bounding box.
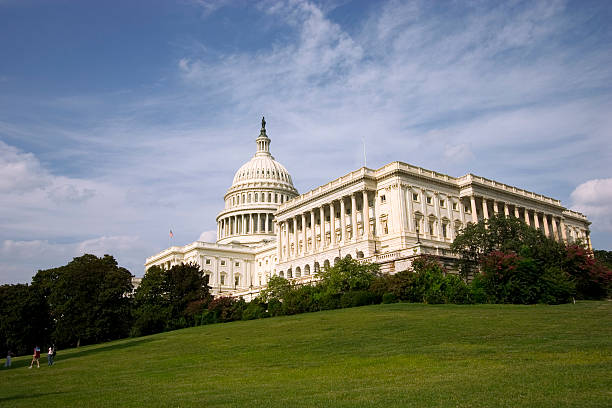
(169, 229, 174, 238)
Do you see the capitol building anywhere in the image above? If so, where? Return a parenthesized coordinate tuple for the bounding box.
(145, 118, 592, 298)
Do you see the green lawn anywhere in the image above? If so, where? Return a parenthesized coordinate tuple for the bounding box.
(1, 302, 611, 407)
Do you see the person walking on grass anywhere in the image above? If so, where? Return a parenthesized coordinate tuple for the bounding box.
(47, 346, 54, 366)
(4, 350, 12, 368)
(29, 345, 40, 368)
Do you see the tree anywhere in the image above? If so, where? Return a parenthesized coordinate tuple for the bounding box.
(0, 284, 50, 356)
(32, 254, 133, 348)
(451, 215, 564, 279)
(594, 249, 612, 270)
(316, 258, 380, 295)
(563, 245, 612, 299)
(133, 263, 211, 335)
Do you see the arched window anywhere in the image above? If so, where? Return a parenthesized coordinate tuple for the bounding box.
(255, 193, 258, 202)
(304, 264, 311, 275)
(268, 193, 272, 202)
(234, 275, 240, 287)
(295, 267, 301, 277)
(287, 268, 293, 278)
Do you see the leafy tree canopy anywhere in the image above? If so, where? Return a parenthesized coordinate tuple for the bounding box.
(451, 215, 564, 277)
(32, 254, 133, 348)
(316, 258, 380, 295)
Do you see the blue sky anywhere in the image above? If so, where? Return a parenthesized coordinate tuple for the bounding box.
(1, 0, 611, 283)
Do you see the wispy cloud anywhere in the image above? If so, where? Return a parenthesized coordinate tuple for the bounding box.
(1, 0, 611, 283)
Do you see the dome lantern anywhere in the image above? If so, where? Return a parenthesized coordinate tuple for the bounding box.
(255, 116, 271, 157)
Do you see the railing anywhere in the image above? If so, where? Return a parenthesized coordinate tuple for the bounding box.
(458, 173, 562, 206)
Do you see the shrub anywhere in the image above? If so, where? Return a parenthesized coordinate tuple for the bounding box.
(242, 298, 268, 320)
(381, 292, 397, 304)
(340, 290, 378, 308)
(267, 298, 284, 317)
(282, 285, 320, 315)
(443, 274, 472, 304)
(563, 245, 612, 300)
(207, 297, 238, 323)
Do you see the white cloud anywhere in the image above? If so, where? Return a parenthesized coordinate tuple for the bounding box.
(2, 0, 612, 284)
(0, 140, 49, 193)
(0, 235, 147, 283)
(571, 178, 612, 232)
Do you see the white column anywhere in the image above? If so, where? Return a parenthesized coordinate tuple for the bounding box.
(397, 185, 407, 232)
(524, 208, 530, 226)
(284, 221, 289, 258)
(242, 215, 246, 234)
(459, 197, 465, 225)
(363, 191, 371, 239)
(560, 218, 568, 242)
(351, 194, 358, 241)
(543, 214, 550, 237)
(493, 201, 499, 215)
(320, 206, 326, 248)
(256, 213, 261, 233)
(504, 203, 509, 217)
(406, 188, 414, 232)
(310, 210, 316, 252)
(434, 193, 442, 238)
(421, 189, 427, 233)
(277, 221, 282, 260)
(330, 201, 337, 246)
(552, 216, 559, 241)
(470, 196, 478, 223)
(482, 197, 489, 220)
(514, 205, 520, 218)
(301, 213, 307, 254)
(340, 197, 347, 243)
(446, 196, 453, 240)
(294, 216, 299, 257)
(534, 211, 540, 230)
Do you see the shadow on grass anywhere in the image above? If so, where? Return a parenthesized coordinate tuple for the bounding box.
(54, 337, 156, 363)
(1, 337, 156, 369)
(0, 391, 65, 403)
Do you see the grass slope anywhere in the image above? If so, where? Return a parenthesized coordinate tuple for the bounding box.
(1, 302, 611, 407)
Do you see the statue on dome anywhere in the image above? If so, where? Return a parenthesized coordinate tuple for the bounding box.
(261, 116, 266, 130)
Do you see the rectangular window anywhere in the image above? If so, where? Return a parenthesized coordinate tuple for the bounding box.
(235, 262, 240, 267)
(440, 199, 445, 208)
(426, 196, 432, 204)
(452, 202, 458, 211)
(220, 275, 225, 285)
(465, 205, 470, 213)
(220, 260, 226, 266)
(442, 224, 447, 238)
(412, 193, 419, 201)
(205, 259, 211, 265)
(380, 195, 386, 203)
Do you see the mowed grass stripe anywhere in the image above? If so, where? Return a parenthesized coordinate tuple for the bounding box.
(1, 302, 610, 407)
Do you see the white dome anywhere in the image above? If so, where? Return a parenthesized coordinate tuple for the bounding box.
(216, 117, 298, 247)
(231, 155, 295, 190)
